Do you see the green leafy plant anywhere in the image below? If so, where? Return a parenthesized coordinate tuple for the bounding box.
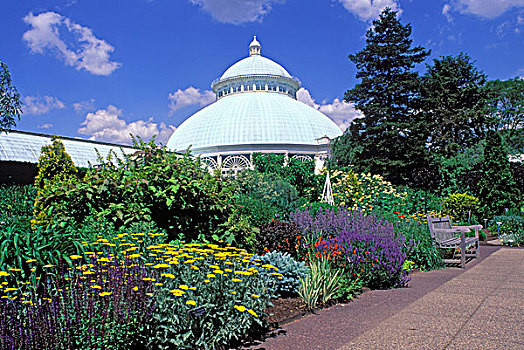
(442, 192, 480, 223)
(0, 185, 36, 229)
(298, 257, 341, 310)
(232, 170, 301, 227)
(253, 251, 308, 297)
(491, 215, 524, 247)
(252, 152, 316, 198)
(32, 140, 234, 242)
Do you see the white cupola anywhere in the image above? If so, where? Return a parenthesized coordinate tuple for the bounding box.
(249, 35, 261, 56)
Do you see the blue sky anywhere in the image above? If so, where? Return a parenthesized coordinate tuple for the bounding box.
(1, 0, 523, 145)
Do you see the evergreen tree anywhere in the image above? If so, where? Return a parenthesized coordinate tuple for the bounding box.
(34, 138, 78, 189)
(477, 131, 520, 216)
(0, 61, 22, 131)
(421, 53, 488, 157)
(339, 8, 430, 185)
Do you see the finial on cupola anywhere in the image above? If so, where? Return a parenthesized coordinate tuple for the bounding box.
(249, 35, 261, 56)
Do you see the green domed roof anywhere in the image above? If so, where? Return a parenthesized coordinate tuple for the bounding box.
(167, 93, 342, 152)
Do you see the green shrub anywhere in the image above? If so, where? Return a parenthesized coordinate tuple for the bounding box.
(33, 137, 78, 189)
(253, 251, 308, 297)
(232, 170, 301, 227)
(32, 140, 234, 242)
(442, 192, 480, 223)
(256, 220, 300, 257)
(32, 138, 80, 229)
(491, 215, 524, 247)
(252, 153, 316, 198)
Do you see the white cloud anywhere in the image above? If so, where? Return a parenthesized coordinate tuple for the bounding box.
(73, 98, 95, 113)
(22, 11, 121, 75)
(297, 88, 363, 131)
(168, 86, 215, 115)
(442, 4, 453, 22)
(189, 0, 284, 24)
(37, 123, 53, 129)
(451, 0, 524, 18)
(23, 95, 65, 115)
(337, 0, 401, 21)
(77, 105, 176, 144)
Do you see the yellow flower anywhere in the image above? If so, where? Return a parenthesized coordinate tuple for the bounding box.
(99, 292, 112, 297)
(251, 294, 260, 298)
(26, 259, 37, 263)
(234, 305, 246, 312)
(127, 253, 141, 259)
(247, 309, 258, 317)
(213, 269, 224, 275)
(204, 279, 211, 283)
(4, 288, 17, 292)
(132, 286, 138, 291)
(161, 273, 176, 279)
(232, 278, 242, 283)
(153, 264, 170, 269)
(179, 285, 189, 290)
(8, 268, 21, 272)
(186, 300, 196, 306)
(0, 271, 10, 277)
(154, 283, 163, 286)
(207, 274, 216, 278)
(91, 285, 102, 289)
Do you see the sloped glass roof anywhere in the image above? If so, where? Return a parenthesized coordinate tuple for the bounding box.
(167, 92, 342, 152)
(0, 130, 137, 168)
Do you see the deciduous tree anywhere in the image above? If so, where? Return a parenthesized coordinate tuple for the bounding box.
(421, 53, 487, 157)
(0, 61, 22, 131)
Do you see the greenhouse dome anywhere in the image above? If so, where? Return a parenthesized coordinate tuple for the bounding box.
(167, 36, 342, 174)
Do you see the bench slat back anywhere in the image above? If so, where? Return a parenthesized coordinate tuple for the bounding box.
(427, 215, 455, 242)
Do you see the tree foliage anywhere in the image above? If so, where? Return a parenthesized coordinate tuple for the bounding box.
(0, 61, 22, 131)
(486, 77, 524, 132)
(421, 53, 488, 157)
(339, 8, 430, 185)
(477, 131, 520, 216)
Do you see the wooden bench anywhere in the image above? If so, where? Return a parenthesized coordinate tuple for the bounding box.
(427, 215, 481, 268)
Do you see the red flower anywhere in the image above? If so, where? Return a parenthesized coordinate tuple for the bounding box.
(398, 214, 406, 219)
(393, 211, 399, 214)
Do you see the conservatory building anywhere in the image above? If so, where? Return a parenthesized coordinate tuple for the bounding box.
(167, 36, 342, 174)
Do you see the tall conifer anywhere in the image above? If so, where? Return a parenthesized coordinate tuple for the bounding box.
(340, 8, 430, 184)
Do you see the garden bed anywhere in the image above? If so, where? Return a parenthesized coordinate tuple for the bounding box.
(264, 297, 308, 326)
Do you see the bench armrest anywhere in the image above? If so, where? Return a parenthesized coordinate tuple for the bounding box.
(452, 224, 482, 240)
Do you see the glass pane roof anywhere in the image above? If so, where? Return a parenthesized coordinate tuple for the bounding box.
(167, 92, 342, 152)
(0, 130, 137, 168)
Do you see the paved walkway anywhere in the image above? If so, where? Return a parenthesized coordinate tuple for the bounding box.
(249, 246, 524, 350)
